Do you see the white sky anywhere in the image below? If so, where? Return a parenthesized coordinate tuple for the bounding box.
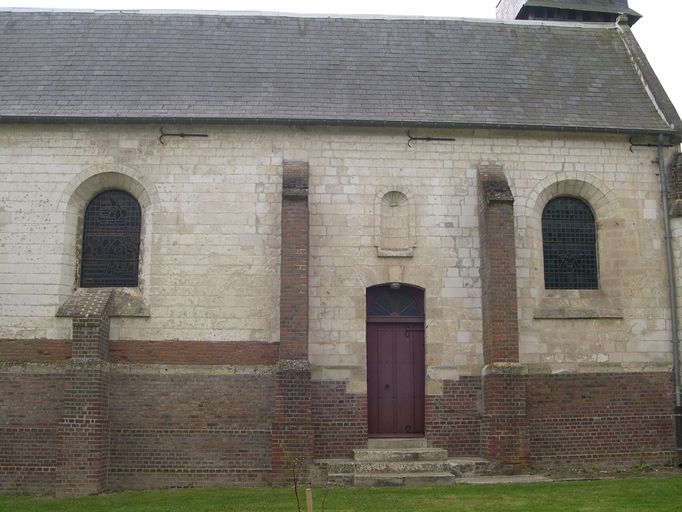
(1, 0, 680, 117)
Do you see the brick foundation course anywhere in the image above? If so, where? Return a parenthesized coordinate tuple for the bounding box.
(311, 381, 367, 459)
(426, 378, 482, 457)
(0, 373, 64, 495)
(108, 372, 274, 490)
(527, 372, 676, 466)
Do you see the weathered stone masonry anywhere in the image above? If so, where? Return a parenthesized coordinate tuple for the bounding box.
(0, 126, 679, 495)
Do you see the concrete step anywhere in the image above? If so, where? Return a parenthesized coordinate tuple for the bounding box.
(458, 475, 552, 485)
(367, 438, 428, 450)
(354, 472, 456, 487)
(354, 447, 448, 462)
(355, 460, 450, 474)
(448, 457, 494, 477)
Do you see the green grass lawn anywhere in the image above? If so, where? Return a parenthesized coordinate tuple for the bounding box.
(2, 477, 682, 512)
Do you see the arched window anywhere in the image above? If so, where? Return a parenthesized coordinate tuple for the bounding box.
(542, 197, 598, 290)
(80, 190, 141, 287)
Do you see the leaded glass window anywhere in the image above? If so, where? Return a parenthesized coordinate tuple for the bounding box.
(80, 190, 141, 287)
(367, 286, 422, 318)
(542, 197, 598, 290)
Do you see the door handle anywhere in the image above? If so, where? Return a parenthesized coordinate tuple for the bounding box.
(384, 384, 390, 390)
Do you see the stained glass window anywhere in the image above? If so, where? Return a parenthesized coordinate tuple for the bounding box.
(542, 197, 598, 290)
(367, 287, 421, 317)
(80, 190, 141, 287)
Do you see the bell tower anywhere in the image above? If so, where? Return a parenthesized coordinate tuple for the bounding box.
(496, 0, 641, 26)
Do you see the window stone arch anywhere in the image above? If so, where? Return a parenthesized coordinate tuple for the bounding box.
(57, 168, 155, 318)
(520, 175, 623, 319)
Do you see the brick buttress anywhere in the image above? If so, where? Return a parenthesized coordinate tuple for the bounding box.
(477, 164, 529, 470)
(272, 161, 314, 484)
(56, 289, 113, 497)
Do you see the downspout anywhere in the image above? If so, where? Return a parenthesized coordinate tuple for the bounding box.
(657, 133, 682, 465)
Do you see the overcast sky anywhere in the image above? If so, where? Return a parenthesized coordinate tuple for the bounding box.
(1, 0, 680, 117)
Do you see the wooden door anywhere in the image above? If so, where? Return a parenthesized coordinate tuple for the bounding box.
(366, 285, 425, 437)
(367, 322, 425, 436)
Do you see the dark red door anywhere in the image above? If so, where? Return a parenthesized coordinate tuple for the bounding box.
(367, 321, 425, 436)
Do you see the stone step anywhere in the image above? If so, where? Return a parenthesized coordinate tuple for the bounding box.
(354, 472, 456, 487)
(367, 438, 428, 450)
(313, 458, 355, 475)
(327, 473, 354, 486)
(354, 447, 448, 462)
(448, 457, 494, 477)
(355, 460, 450, 474)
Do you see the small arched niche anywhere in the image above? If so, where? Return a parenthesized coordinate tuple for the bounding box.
(376, 190, 415, 257)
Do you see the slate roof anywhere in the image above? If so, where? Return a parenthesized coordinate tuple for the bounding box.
(0, 10, 673, 132)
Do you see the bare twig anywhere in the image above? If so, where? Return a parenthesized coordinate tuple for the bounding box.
(320, 484, 331, 512)
(292, 458, 302, 512)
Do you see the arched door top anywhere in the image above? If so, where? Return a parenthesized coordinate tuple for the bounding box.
(366, 284, 424, 323)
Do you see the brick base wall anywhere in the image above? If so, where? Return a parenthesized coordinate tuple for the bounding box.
(0, 373, 64, 495)
(527, 372, 676, 466)
(311, 381, 367, 459)
(0, 350, 677, 494)
(108, 373, 275, 490)
(272, 365, 314, 485)
(426, 378, 482, 457)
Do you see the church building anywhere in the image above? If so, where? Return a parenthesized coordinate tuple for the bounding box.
(1, 0, 681, 496)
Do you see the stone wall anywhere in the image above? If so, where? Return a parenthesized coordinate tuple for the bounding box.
(0, 123, 678, 493)
(0, 124, 672, 375)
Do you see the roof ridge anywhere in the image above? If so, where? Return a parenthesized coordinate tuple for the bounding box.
(0, 7, 617, 29)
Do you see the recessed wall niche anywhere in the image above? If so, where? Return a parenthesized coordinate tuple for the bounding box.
(375, 190, 415, 257)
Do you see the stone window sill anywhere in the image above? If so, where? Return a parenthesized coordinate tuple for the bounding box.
(57, 287, 150, 318)
(377, 248, 414, 258)
(533, 290, 623, 319)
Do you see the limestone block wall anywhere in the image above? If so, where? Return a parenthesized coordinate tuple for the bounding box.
(0, 124, 282, 343)
(305, 128, 674, 392)
(0, 123, 674, 376)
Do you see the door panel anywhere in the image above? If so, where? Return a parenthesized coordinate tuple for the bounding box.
(367, 322, 424, 436)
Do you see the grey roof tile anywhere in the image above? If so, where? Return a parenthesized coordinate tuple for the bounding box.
(0, 10, 672, 132)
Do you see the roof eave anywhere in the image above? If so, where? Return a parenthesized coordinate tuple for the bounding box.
(0, 114, 674, 139)
(616, 16, 682, 140)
